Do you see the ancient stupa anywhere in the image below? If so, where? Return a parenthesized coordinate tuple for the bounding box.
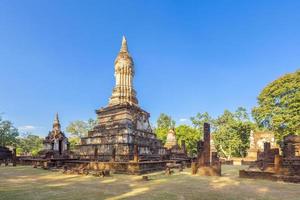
(164, 129, 177, 150)
(78, 36, 166, 162)
(164, 129, 188, 161)
(42, 113, 69, 158)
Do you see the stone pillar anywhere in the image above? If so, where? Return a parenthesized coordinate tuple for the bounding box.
(197, 141, 205, 166)
(43, 161, 48, 170)
(133, 144, 139, 162)
(203, 123, 211, 166)
(191, 162, 198, 175)
(264, 142, 271, 153)
(274, 155, 282, 173)
(262, 142, 270, 169)
(12, 148, 16, 166)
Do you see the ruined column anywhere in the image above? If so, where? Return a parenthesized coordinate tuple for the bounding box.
(191, 162, 198, 175)
(12, 148, 17, 167)
(262, 142, 270, 170)
(43, 161, 48, 170)
(197, 141, 205, 166)
(274, 154, 282, 173)
(203, 123, 211, 166)
(264, 142, 271, 153)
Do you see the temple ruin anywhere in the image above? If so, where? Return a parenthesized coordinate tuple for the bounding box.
(164, 129, 188, 161)
(77, 36, 166, 162)
(39, 113, 70, 158)
(244, 131, 275, 163)
(59, 36, 168, 174)
(240, 134, 300, 183)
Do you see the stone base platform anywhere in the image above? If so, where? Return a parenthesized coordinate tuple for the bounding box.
(64, 160, 167, 175)
(239, 170, 276, 181)
(19, 157, 167, 174)
(198, 165, 221, 176)
(239, 170, 300, 183)
(241, 160, 256, 165)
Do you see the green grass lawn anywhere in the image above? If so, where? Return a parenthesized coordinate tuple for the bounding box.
(0, 165, 300, 200)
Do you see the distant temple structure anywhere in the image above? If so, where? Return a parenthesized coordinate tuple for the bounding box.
(240, 134, 300, 183)
(164, 129, 177, 149)
(246, 131, 275, 161)
(78, 36, 166, 163)
(41, 113, 69, 158)
(164, 129, 188, 161)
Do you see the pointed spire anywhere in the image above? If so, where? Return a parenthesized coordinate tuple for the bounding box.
(54, 112, 60, 124)
(120, 35, 128, 52)
(53, 112, 61, 131)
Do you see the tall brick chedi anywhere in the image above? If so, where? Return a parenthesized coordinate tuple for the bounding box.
(78, 36, 166, 162)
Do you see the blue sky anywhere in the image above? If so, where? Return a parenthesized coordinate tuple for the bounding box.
(0, 1, 299, 136)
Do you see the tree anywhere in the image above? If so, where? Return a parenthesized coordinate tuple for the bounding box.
(154, 113, 175, 143)
(0, 117, 19, 147)
(66, 119, 96, 138)
(190, 112, 214, 138)
(213, 108, 254, 159)
(68, 136, 80, 151)
(66, 119, 96, 148)
(175, 125, 200, 156)
(16, 133, 43, 156)
(252, 70, 300, 142)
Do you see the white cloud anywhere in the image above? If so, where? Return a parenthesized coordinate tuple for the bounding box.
(179, 118, 188, 122)
(18, 125, 37, 132)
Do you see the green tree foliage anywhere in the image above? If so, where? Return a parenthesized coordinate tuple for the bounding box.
(190, 112, 214, 138)
(66, 119, 96, 138)
(68, 136, 80, 151)
(17, 133, 43, 156)
(0, 117, 19, 147)
(66, 119, 96, 148)
(154, 113, 175, 143)
(213, 108, 254, 159)
(252, 70, 300, 142)
(175, 125, 200, 155)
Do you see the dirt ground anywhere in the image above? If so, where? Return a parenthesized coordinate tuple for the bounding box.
(1, 165, 300, 200)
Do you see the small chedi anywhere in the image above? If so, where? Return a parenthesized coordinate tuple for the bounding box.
(240, 134, 300, 183)
(20, 114, 72, 168)
(192, 123, 221, 176)
(40, 113, 70, 158)
(164, 129, 188, 161)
